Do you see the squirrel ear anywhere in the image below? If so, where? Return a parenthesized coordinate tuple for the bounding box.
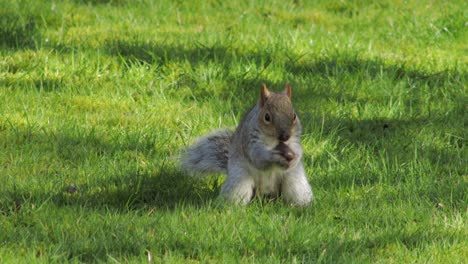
(260, 83, 270, 107)
(284, 83, 292, 99)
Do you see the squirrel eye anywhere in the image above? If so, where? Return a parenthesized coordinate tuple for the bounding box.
(264, 113, 271, 123)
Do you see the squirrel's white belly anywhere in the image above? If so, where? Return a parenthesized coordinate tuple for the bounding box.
(250, 166, 284, 197)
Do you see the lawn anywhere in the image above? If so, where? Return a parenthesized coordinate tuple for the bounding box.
(0, 0, 466, 262)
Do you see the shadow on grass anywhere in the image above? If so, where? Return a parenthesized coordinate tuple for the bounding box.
(3, 164, 220, 216)
(0, 12, 40, 49)
(305, 228, 463, 263)
(105, 39, 286, 94)
(51, 167, 220, 211)
(105, 39, 466, 87)
(310, 115, 465, 204)
(2, 169, 218, 216)
(103, 38, 465, 115)
(0, 124, 220, 215)
(3, 40, 465, 212)
(2, 76, 66, 92)
(72, 0, 130, 5)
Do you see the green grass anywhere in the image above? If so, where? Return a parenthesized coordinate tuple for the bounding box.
(0, 0, 466, 262)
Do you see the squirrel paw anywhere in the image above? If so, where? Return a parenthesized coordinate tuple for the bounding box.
(273, 142, 296, 168)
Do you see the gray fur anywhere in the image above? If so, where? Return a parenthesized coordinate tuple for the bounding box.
(180, 86, 314, 206)
(220, 103, 313, 206)
(181, 129, 233, 175)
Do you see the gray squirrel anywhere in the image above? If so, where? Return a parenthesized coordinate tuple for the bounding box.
(181, 84, 313, 206)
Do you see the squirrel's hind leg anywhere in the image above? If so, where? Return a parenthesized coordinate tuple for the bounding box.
(281, 163, 314, 207)
(220, 165, 255, 205)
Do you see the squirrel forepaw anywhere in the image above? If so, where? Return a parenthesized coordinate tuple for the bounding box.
(272, 142, 296, 169)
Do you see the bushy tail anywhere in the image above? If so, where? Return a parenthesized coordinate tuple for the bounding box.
(180, 129, 233, 175)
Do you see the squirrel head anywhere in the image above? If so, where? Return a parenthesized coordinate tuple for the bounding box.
(257, 83, 298, 142)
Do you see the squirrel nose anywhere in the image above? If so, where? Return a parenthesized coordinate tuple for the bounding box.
(278, 131, 290, 142)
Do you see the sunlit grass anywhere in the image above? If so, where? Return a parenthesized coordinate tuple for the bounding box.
(0, 0, 466, 262)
